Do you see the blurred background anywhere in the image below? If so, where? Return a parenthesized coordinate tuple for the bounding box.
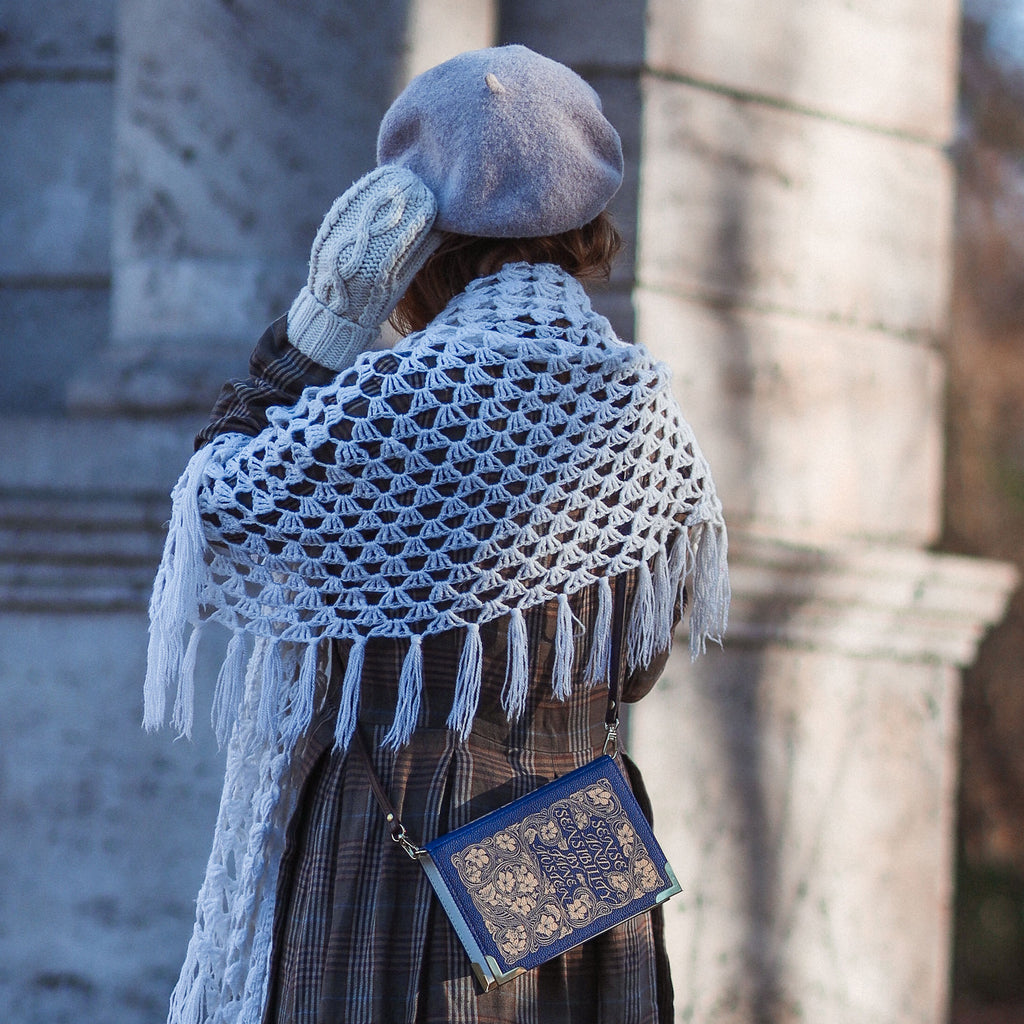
(0, 1, 1021, 1022)
(949, 2, 1024, 1020)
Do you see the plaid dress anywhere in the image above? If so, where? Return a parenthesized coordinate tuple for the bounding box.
(201, 318, 676, 1024)
(264, 573, 674, 1024)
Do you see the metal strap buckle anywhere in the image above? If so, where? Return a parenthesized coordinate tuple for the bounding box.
(602, 720, 619, 758)
(388, 815, 425, 861)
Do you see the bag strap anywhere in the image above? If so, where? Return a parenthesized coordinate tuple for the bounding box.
(353, 572, 630, 860)
(603, 571, 628, 756)
(352, 726, 424, 858)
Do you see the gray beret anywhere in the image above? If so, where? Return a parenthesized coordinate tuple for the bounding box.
(376, 45, 623, 238)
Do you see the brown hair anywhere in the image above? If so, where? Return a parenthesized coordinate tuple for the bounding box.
(390, 210, 622, 335)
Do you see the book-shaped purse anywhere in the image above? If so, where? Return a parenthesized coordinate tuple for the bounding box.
(419, 753, 682, 991)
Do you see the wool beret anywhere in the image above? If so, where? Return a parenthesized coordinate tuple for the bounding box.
(377, 45, 623, 238)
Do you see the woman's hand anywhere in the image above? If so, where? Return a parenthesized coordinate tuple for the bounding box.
(287, 165, 440, 370)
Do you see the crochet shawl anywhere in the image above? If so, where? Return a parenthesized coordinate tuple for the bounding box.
(145, 262, 729, 1024)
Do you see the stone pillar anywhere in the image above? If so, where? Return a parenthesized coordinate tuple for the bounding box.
(648, 537, 1015, 1024)
(501, 2, 1018, 1022)
(0, 0, 115, 413)
(70, 0, 496, 414)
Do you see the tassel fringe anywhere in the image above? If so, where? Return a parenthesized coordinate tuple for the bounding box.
(171, 624, 204, 739)
(448, 624, 483, 739)
(653, 547, 674, 655)
(669, 536, 690, 619)
(211, 632, 247, 747)
(584, 575, 613, 687)
(384, 636, 423, 749)
(502, 608, 530, 720)
(552, 594, 577, 700)
(257, 640, 285, 741)
(334, 639, 365, 750)
(282, 643, 319, 749)
(144, 452, 728, 747)
(688, 520, 731, 658)
(626, 559, 657, 672)
(144, 443, 218, 731)
(153, 528, 728, 753)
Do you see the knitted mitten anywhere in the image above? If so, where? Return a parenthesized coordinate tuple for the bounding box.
(287, 165, 440, 370)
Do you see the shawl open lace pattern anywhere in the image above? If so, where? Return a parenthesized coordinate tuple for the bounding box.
(145, 262, 728, 1024)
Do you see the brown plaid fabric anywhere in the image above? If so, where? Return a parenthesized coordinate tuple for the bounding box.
(195, 317, 337, 450)
(264, 573, 674, 1024)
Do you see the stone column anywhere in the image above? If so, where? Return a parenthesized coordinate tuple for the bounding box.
(502, 2, 1018, 1022)
(71, 0, 496, 414)
(0, 0, 115, 413)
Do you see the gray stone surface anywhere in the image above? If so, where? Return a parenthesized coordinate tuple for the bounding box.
(500, 0, 646, 67)
(0, 4, 116, 414)
(637, 288, 946, 546)
(0, 0, 116, 73)
(0, 287, 110, 412)
(501, 0, 959, 141)
(645, 0, 960, 141)
(111, 0, 412, 349)
(0, 81, 113, 277)
(630, 535, 1017, 1024)
(67, 337, 254, 414)
(585, 71, 642, 288)
(402, 0, 497, 79)
(0, 612, 227, 1024)
(634, 646, 958, 1024)
(0, 6, 1013, 1024)
(0, 416, 194, 493)
(0, 489, 167, 611)
(637, 78, 955, 338)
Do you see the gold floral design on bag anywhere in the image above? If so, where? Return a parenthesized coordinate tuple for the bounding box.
(449, 778, 667, 965)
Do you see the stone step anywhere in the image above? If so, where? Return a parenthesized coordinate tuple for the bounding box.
(0, 561, 157, 612)
(0, 493, 167, 567)
(0, 417, 189, 609)
(0, 525, 163, 566)
(0, 491, 170, 529)
(0, 419, 183, 608)
(0, 500, 164, 609)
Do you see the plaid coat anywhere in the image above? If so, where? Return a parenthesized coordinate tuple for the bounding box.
(202, 320, 676, 1024)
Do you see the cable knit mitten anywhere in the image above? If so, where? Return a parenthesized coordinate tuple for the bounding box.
(287, 165, 440, 370)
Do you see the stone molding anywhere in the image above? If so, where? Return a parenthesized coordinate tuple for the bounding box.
(721, 530, 1019, 667)
(0, 491, 166, 612)
(0, 417, 193, 612)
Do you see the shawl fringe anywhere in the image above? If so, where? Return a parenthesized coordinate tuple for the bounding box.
(447, 623, 483, 739)
(502, 607, 530, 718)
(144, 443, 218, 736)
(334, 638, 365, 750)
(144, 522, 729, 757)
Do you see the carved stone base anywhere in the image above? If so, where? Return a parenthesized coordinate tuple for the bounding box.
(629, 531, 1017, 1024)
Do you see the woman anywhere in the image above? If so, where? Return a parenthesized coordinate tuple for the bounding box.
(145, 46, 728, 1024)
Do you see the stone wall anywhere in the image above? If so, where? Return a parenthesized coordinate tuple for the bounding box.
(0, 1, 115, 412)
